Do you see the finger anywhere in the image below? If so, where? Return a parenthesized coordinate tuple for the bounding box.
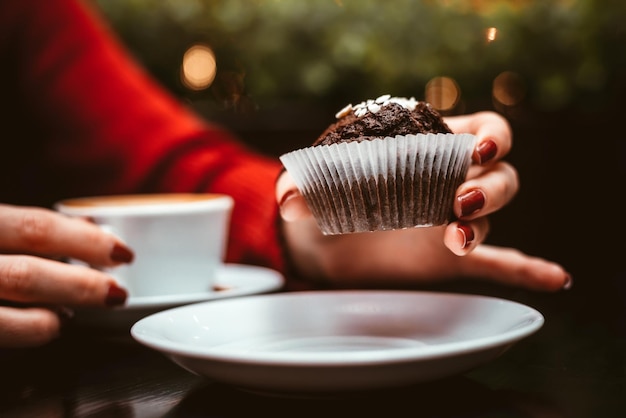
(445, 111, 512, 165)
(0, 204, 134, 267)
(444, 218, 490, 256)
(454, 161, 519, 220)
(0, 255, 127, 307)
(0, 306, 62, 348)
(275, 171, 313, 222)
(458, 244, 572, 292)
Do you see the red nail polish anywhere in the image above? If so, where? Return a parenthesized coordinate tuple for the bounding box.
(105, 283, 128, 307)
(458, 223, 475, 249)
(458, 189, 485, 217)
(473, 139, 497, 165)
(111, 243, 134, 264)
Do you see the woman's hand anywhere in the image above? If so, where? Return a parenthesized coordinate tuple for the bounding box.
(0, 204, 133, 348)
(276, 111, 571, 291)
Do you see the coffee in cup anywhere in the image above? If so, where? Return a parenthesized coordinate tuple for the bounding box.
(55, 193, 234, 298)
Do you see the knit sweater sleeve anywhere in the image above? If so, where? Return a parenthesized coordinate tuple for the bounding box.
(0, 0, 286, 272)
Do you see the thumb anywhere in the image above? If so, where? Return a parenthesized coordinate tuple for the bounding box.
(276, 170, 313, 222)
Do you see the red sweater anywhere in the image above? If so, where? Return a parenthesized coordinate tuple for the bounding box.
(0, 0, 285, 273)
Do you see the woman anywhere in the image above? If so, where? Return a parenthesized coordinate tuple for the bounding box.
(0, 0, 570, 348)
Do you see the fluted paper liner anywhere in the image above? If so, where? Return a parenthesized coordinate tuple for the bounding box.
(280, 133, 476, 235)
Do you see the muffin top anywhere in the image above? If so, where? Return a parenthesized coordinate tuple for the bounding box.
(313, 95, 452, 146)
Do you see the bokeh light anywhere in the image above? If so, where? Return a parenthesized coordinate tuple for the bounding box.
(181, 44, 217, 91)
(492, 71, 526, 107)
(425, 77, 460, 111)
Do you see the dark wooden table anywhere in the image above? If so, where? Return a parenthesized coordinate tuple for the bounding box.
(2, 284, 625, 418)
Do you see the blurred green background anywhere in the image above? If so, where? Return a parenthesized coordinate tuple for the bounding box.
(95, 0, 626, 313)
(96, 0, 626, 113)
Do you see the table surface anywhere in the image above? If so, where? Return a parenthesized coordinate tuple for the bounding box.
(2, 284, 626, 418)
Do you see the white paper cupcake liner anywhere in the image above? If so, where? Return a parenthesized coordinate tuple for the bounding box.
(280, 133, 476, 235)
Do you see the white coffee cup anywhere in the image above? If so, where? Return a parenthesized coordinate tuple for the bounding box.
(55, 193, 234, 298)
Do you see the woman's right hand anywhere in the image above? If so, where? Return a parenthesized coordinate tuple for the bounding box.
(276, 111, 571, 292)
(0, 204, 133, 348)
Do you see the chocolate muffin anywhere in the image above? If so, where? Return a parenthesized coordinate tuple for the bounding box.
(280, 95, 476, 235)
(315, 97, 452, 145)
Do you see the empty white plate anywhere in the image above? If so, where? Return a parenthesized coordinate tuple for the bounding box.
(131, 290, 543, 396)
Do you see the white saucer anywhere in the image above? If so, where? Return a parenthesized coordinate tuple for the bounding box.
(73, 264, 284, 332)
(131, 290, 544, 396)
(124, 264, 284, 310)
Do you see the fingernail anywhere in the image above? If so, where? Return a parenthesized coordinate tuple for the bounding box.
(458, 223, 475, 249)
(473, 139, 497, 165)
(111, 243, 134, 264)
(279, 189, 300, 218)
(279, 189, 298, 208)
(562, 273, 573, 290)
(458, 189, 485, 217)
(105, 283, 128, 307)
